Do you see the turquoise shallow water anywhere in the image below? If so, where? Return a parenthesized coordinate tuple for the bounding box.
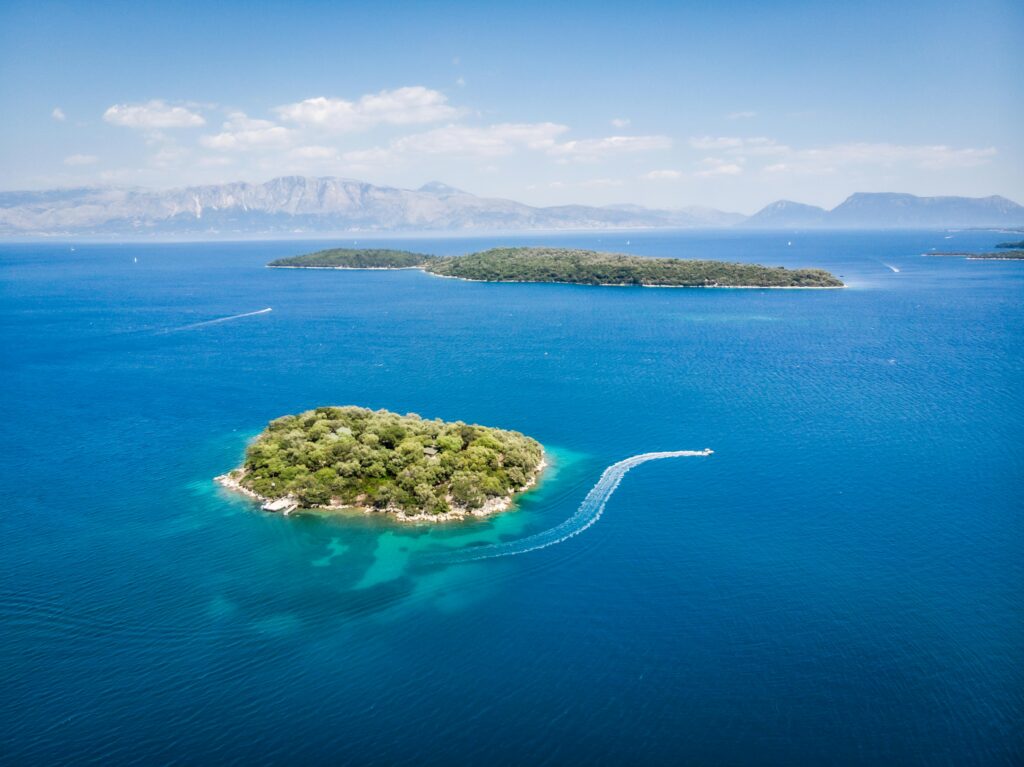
(1, 231, 1022, 765)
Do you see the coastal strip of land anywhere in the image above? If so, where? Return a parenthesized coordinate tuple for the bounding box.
(924, 250, 1024, 260)
(268, 246, 845, 288)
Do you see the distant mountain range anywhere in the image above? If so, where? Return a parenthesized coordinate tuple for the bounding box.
(0, 176, 1020, 237)
(741, 192, 1024, 229)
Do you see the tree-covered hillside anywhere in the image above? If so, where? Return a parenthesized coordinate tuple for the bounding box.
(268, 248, 435, 268)
(230, 407, 544, 515)
(425, 247, 844, 287)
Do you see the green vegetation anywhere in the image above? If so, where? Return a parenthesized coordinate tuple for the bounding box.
(229, 406, 544, 516)
(425, 247, 844, 287)
(972, 250, 1024, 259)
(267, 245, 844, 287)
(268, 248, 435, 269)
(927, 250, 1024, 259)
(995, 241, 1024, 249)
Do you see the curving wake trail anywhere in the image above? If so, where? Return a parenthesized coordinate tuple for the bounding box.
(428, 449, 712, 564)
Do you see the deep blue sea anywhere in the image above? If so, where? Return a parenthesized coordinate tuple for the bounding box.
(1, 230, 1021, 765)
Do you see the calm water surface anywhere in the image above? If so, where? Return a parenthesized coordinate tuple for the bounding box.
(1, 230, 1021, 765)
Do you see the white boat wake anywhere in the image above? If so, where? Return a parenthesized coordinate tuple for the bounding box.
(881, 263, 900, 273)
(429, 449, 712, 564)
(163, 307, 272, 333)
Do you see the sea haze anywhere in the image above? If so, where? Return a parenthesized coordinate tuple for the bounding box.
(1, 230, 1021, 765)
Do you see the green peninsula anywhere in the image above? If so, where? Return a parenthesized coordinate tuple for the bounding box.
(269, 248, 435, 269)
(995, 241, 1024, 249)
(216, 406, 545, 522)
(926, 250, 1024, 260)
(269, 246, 844, 288)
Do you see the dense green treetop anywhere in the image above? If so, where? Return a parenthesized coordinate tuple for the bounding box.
(425, 247, 844, 287)
(268, 248, 435, 268)
(268, 246, 843, 287)
(232, 406, 544, 515)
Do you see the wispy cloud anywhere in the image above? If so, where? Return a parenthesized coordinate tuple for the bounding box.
(611, 117, 631, 128)
(726, 111, 756, 120)
(288, 145, 338, 160)
(690, 136, 997, 175)
(689, 136, 783, 153)
(580, 178, 623, 188)
(549, 135, 672, 161)
(52, 107, 66, 122)
(642, 169, 682, 180)
(275, 87, 459, 132)
(103, 100, 206, 129)
(200, 112, 292, 151)
(391, 122, 569, 157)
(64, 153, 98, 166)
(695, 158, 744, 177)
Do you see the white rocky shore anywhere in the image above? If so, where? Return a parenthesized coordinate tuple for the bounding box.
(215, 453, 548, 524)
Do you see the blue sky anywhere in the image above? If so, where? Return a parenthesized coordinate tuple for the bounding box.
(1, 0, 1020, 212)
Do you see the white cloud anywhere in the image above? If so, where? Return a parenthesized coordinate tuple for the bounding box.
(197, 156, 233, 167)
(150, 145, 190, 167)
(642, 169, 682, 180)
(549, 134, 672, 160)
(275, 86, 458, 132)
(797, 142, 996, 170)
(103, 100, 206, 129)
(289, 145, 338, 160)
(580, 178, 623, 188)
(690, 137, 997, 180)
(393, 122, 569, 156)
(200, 112, 292, 151)
(64, 153, 98, 166)
(52, 107, 66, 122)
(456, 76, 466, 87)
(726, 111, 756, 120)
(340, 146, 395, 165)
(611, 117, 631, 128)
(689, 136, 783, 154)
(696, 158, 744, 177)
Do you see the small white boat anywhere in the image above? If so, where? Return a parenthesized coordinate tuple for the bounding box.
(262, 497, 299, 515)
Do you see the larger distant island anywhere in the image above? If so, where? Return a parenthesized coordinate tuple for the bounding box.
(216, 406, 546, 522)
(1, 176, 1021, 236)
(268, 247, 845, 288)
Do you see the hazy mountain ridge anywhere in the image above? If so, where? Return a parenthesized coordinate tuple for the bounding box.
(743, 192, 1024, 229)
(0, 176, 735, 236)
(0, 176, 1020, 236)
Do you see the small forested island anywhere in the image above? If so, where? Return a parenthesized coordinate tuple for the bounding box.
(426, 247, 843, 287)
(925, 250, 1024, 260)
(268, 246, 844, 288)
(995, 241, 1024, 249)
(268, 248, 434, 269)
(216, 406, 546, 522)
